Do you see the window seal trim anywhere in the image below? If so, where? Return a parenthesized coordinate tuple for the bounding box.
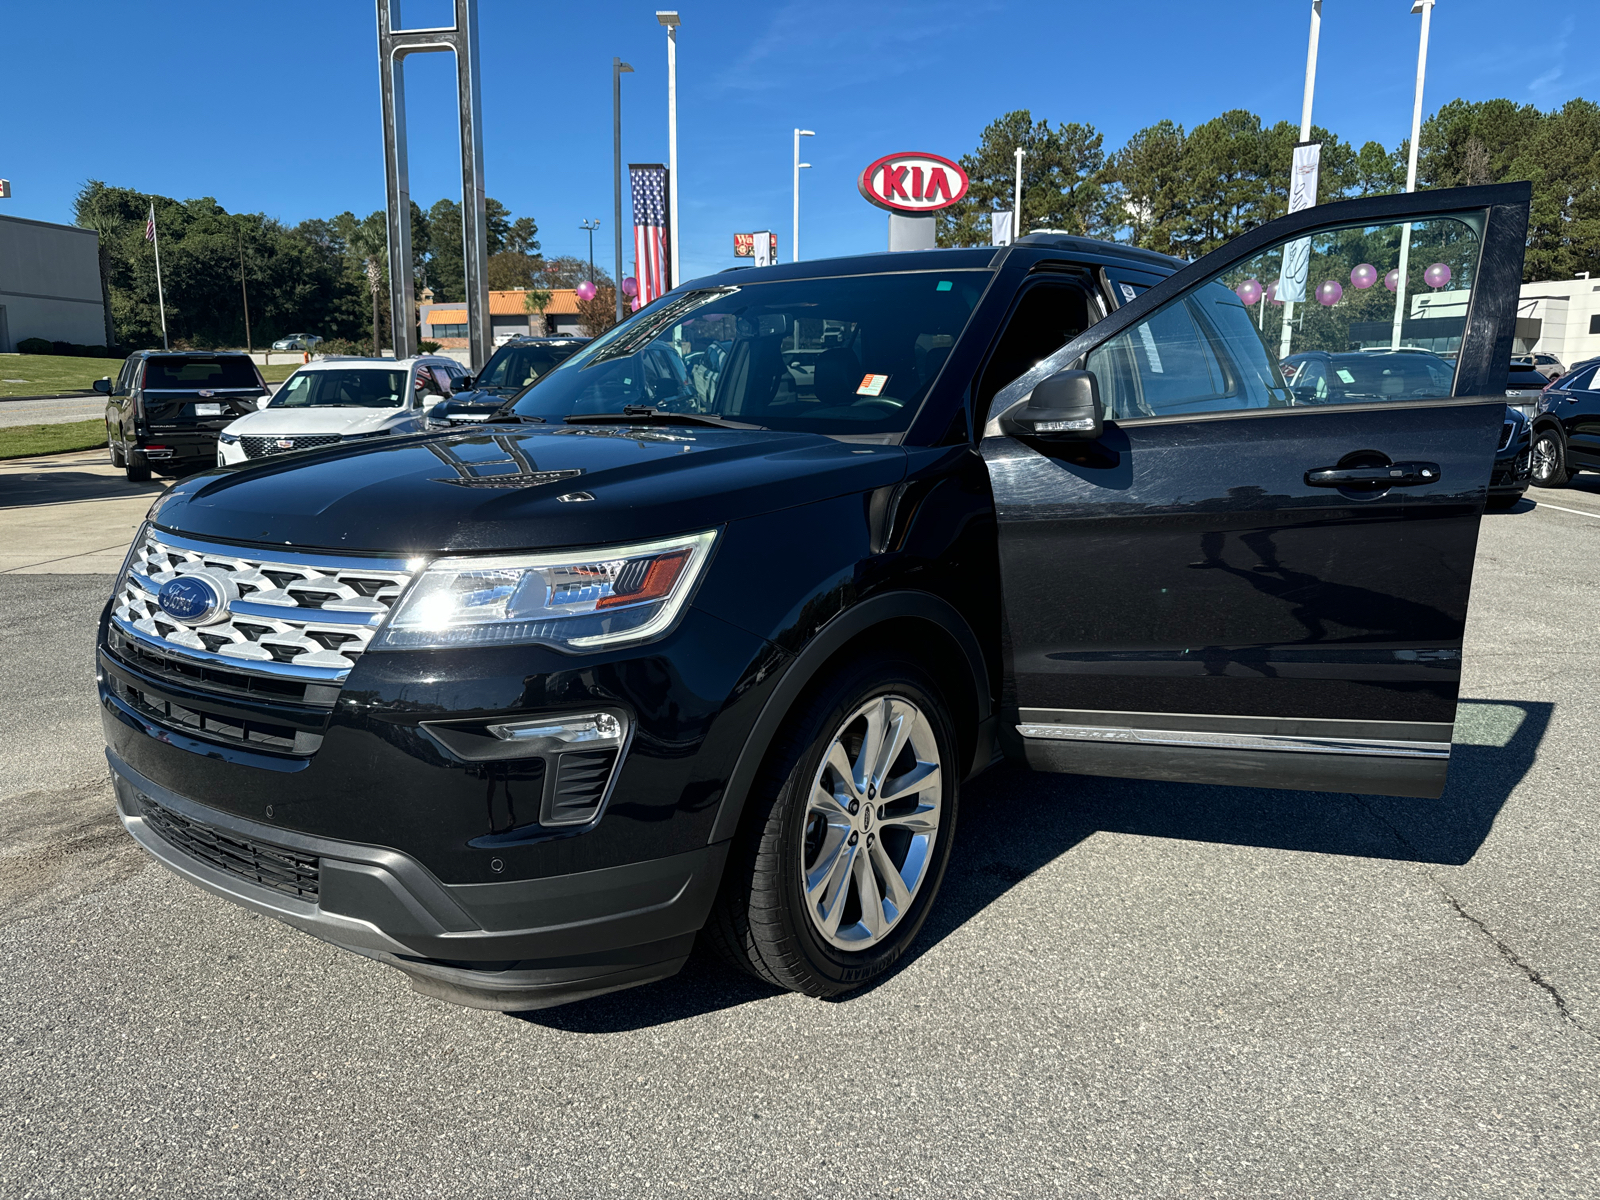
(1104, 392, 1509, 430)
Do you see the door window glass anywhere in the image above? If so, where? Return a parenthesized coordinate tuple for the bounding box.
(977, 282, 1093, 414)
(1087, 215, 1483, 420)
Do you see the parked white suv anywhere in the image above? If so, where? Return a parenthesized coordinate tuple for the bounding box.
(216, 356, 466, 466)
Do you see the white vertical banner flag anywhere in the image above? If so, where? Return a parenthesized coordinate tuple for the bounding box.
(1279, 142, 1321, 303)
(991, 210, 1014, 247)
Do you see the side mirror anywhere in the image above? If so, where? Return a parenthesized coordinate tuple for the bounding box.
(454, 374, 474, 392)
(93, 377, 112, 394)
(1000, 369, 1103, 439)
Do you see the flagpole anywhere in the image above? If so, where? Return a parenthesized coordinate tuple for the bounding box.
(149, 202, 169, 350)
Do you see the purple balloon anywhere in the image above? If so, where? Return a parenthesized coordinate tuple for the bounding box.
(1424, 262, 1452, 289)
(621, 276, 639, 298)
(1235, 278, 1263, 306)
(630, 297, 642, 312)
(575, 280, 597, 302)
(1317, 279, 1343, 307)
(1384, 269, 1400, 293)
(1350, 263, 1378, 290)
(1268, 281, 1282, 305)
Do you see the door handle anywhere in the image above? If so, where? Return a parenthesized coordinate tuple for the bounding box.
(1305, 461, 1441, 488)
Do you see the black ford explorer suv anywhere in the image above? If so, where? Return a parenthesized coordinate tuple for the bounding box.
(100, 184, 1530, 1011)
(97, 350, 269, 481)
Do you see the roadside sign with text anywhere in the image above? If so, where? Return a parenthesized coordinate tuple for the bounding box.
(857, 152, 969, 214)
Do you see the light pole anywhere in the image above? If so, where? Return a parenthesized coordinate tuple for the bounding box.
(580, 218, 600, 287)
(656, 12, 681, 288)
(1392, 0, 1436, 350)
(1012, 147, 1024, 239)
(793, 129, 814, 263)
(614, 56, 634, 325)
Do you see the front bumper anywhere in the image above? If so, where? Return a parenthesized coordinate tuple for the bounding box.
(1490, 442, 1533, 496)
(111, 750, 727, 1010)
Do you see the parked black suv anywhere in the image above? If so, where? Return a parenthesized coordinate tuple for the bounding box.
(428, 336, 590, 425)
(99, 184, 1531, 1012)
(97, 351, 268, 481)
(1529, 358, 1600, 488)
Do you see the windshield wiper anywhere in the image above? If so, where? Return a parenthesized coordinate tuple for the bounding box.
(564, 406, 761, 430)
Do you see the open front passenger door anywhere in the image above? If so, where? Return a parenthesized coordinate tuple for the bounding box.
(981, 183, 1531, 799)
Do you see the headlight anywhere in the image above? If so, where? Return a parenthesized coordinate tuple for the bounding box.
(217, 431, 239, 445)
(373, 529, 718, 652)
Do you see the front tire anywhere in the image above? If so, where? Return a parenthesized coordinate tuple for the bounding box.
(709, 654, 958, 997)
(1531, 430, 1572, 488)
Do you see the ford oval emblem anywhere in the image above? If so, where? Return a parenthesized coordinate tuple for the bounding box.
(157, 575, 227, 626)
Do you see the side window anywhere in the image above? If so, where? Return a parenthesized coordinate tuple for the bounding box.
(1087, 214, 1484, 421)
(1569, 364, 1600, 393)
(414, 365, 445, 399)
(976, 282, 1093, 415)
(116, 356, 138, 394)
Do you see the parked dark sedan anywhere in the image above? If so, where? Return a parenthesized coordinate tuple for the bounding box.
(1529, 359, 1600, 487)
(429, 336, 590, 424)
(1489, 403, 1532, 508)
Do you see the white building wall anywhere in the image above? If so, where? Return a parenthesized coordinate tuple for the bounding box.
(0, 214, 107, 351)
(1520, 278, 1600, 365)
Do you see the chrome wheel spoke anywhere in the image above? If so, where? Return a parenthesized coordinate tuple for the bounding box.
(826, 742, 861, 800)
(879, 760, 940, 804)
(871, 700, 916, 789)
(810, 783, 851, 821)
(853, 701, 887, 794)
(854, 847, 887, 939)
(869, 838, 911, 914)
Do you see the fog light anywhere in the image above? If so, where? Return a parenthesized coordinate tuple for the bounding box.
(486, 712, 622, 750)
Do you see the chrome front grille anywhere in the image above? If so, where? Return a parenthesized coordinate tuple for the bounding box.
(112, 529, 416, 683)
(242, 433, 343, 459)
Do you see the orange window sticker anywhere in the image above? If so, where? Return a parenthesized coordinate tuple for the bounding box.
(856, 374, 889, 397)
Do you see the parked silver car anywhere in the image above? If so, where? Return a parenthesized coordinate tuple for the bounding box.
(270, 333, 324, 352)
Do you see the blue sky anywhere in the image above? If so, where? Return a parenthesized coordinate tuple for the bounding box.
(7, 0, 1596, 282)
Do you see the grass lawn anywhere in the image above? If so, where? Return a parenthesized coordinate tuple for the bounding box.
(260, 362, 300, 382)
(0, 419, 107, 461)
(0, 355, 119, 398)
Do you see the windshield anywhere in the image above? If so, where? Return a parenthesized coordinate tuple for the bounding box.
(477, 344, 584, 390)
(270, 368, 410, 409)
(142, 357, 261, 390)
(507, 271, 989, 434)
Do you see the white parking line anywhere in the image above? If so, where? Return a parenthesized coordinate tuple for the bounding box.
(1532, 501, 1600, 520)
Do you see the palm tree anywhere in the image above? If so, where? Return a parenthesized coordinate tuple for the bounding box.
(349, 222, 388, 356)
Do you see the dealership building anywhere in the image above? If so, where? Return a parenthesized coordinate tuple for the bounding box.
(0, 213, 112, 352)
(418, 287, 585, 348)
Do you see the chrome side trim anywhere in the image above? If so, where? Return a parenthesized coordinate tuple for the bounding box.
(1017, 722, 1450, 759)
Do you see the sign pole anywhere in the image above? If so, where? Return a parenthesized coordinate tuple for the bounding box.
(149, 202, 169, 351)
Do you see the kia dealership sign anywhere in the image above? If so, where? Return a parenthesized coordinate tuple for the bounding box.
(857, 152, 969, 214)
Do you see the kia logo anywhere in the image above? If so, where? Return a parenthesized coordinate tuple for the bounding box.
(858, 152, 970, 215)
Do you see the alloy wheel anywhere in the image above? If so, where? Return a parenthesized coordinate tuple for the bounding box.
(799, 694, 942, 951)
(1531, 434, 1560, 484)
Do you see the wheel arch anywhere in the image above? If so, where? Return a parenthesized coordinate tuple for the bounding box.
(707, 590, 995, 845)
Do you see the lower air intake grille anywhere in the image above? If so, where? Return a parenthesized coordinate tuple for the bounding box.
(136, 794, 319, 900)
(545, 748, 620, 825)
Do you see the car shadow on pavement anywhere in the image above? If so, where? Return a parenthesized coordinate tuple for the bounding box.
(0, 466, 166, 509)
(515, 698, 1551, 1030)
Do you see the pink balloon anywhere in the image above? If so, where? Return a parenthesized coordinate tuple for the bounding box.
(575, 280, 597, 302)
(621, 276, 639, 298)
(1317, 279, 1343, 307)
(1424, 262, 1452, 289)
(1350, 263, 1378, 289)
(1383, 269, 1400, 293)
(1235, 278, 1263, 306)
(1268, 281, 1282, 305)
(630, 297, 641, 312)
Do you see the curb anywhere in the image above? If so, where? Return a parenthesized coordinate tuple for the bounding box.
(0, 391, 98, 403)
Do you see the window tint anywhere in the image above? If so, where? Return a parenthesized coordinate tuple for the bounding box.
(141, 356, 261, 390)
(977, 282, 1093, 414)
(1087, 215, 1482, 421)
(477, 345, 581, 389)
(1567, 364, 1600, 391)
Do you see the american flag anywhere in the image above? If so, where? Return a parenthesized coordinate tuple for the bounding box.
(630, 164, 670, 305)
(145, 202, 157, 243)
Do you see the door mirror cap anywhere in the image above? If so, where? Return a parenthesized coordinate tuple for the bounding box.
(452, 374, 473, 392)
(1001, 369, 1103, 439)
(93, 377, 112, 394)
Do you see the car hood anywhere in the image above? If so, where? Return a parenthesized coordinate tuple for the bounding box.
(153, 425, 908, 554)
(223, 406, 419, 436)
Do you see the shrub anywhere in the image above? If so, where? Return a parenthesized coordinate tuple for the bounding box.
(417, 340, 441, 354)
(17, 338, 53, 354)
(309, 338, 372, 358)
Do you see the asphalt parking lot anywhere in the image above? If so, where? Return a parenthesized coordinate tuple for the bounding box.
(2, 456, 1598, 1198)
